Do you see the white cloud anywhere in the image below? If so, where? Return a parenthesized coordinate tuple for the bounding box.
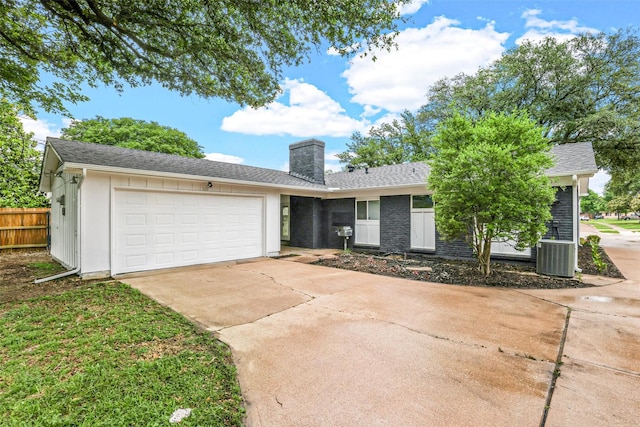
(204, 153, 245, 164)
(18, 116, 61, 143)
(590, 170, 610, 196)
(397, 0, 429, 16)
(221, 78, 368, 137)
(325, 151, 343, 172)
(516, 9, 599, 45)
(342, 16, 509, 112)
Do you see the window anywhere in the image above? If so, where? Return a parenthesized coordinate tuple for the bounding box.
(357, 201, 367, 220)
(356, 200, 380, 220)
(412, 195, 434, 209)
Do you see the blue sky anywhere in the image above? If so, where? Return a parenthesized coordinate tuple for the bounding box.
(20, 0, 640, 193)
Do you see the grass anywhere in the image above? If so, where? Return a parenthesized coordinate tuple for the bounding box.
(597, 218, 640, 232)
(0, 282, 244, 426)
(589, 222, 619, 234)
(27, 261, 66, 276)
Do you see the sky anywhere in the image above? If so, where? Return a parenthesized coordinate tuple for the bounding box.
(20, 0, 640, 194)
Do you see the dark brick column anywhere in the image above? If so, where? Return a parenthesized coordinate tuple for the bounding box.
(380, 195, 411, 253)
(290, 196, 322, 248)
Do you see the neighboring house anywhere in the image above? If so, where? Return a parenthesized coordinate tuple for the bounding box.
(39, 138, 597, 279)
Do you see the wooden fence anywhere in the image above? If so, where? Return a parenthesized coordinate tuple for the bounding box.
(0, 208, 50, 251)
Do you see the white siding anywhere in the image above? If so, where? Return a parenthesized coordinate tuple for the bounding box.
(80, 173, 111, 275)
(491, 240, 531, 258)
(73, 172, 281, 277)
(50, 172, 79, 269)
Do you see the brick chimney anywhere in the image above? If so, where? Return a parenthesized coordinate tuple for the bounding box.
(289, 139, 325, 184)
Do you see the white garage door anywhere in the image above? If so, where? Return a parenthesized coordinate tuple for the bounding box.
(114, 190, 263, 274)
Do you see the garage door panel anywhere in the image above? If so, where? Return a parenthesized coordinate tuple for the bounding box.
(114, 191, 263, 274)
(156, 252, 174, 265)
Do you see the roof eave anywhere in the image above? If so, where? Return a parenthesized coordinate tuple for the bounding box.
(61, 162, 330, 192)
(39, 143, 63, 192)
(546, 169, 598, 178)
(327, 181, 428, 193)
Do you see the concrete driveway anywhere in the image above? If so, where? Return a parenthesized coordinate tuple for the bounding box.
(122, 239, 640, 426)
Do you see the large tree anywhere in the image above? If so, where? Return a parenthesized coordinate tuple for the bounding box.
(337, 110, 430, 168)
(61, 116, 204, 158)
(580, 190, 607, 215)
(1, 0, 408, 116)
(423, 29, 640, 178)
(340, 29, 640, 180)
(428, 112, 555, 276)
(0, 99, 49, 207)
(607, 195, 631, 219)
(631, 194, 640, 215)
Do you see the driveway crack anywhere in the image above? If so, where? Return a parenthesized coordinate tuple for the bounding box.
(256, 271, 317, 300)
(562, 357, 640, 377)
(315, 304, 488, 350)
(539, 307, 571, 427)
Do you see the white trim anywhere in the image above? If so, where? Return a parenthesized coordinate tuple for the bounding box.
(64, 162, 326, 193)
(573, 175, 581, 273)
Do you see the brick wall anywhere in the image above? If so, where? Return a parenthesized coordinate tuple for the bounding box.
(321, 198, 356, 249)
(289, 139, 325, 184)
(290, 196, 322, 248)
(434, 229, 475, 259)
(380, 195, 411, 253)
(289, 186, 574, 262)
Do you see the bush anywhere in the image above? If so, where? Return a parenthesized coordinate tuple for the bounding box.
(585, 235, 606, 273)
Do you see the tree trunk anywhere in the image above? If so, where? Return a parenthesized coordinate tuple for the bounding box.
(478, 238, 492, 276)
(478, 248, 491, 276)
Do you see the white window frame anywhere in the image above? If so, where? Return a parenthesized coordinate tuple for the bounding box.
(411, 194, 436, 250)
(355, 198, 380, 246)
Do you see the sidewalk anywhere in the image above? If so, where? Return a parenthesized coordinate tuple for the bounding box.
(524, 229, 640, 425)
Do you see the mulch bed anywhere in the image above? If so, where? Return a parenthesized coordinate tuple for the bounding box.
(314, 242, 624, 289)
(577, 242, 624, 278)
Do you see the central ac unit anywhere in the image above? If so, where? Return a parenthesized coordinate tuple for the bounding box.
(536, 240, 575, 278)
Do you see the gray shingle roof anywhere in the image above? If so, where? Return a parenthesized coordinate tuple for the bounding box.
(47, 138, 326, 189)
(325, 162, 430, 189)
(325, 142, 598, 189)
(47, 138, 597, 192)
(546, 141, 598, 176)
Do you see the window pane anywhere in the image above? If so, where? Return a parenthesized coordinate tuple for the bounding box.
(412, 195, 433, 209)
(368, 200, 380, 220)
(357, 201, 367, 220)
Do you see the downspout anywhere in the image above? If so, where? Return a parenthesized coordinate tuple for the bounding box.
(572, 174, 582, 274)
(35, 169, 86, 284)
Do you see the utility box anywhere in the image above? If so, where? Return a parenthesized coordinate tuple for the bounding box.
(336, 226, 352, 251)
(536, 240, 576, 277)
(336, 226, 353, 237)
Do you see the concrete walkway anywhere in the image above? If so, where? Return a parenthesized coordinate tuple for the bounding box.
(121, 238, 639, 426)
(520, 228, 640, 426)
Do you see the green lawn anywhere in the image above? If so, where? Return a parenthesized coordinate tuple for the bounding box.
(0, 282, 244, 426)
(589, 222, 619, 234)
(598, 218, 640, 231)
